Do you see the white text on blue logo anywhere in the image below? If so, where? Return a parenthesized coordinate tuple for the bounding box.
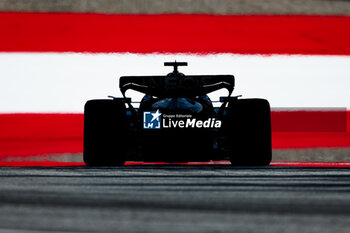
(143, 110, 161, 129)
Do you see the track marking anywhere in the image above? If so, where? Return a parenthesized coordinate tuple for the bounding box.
(1, 161, 350, 167)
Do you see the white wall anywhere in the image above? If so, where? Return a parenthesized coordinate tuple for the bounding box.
(0, 53, 349, 112)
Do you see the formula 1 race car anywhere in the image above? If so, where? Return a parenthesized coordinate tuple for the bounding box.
(84, 62, 271, 166)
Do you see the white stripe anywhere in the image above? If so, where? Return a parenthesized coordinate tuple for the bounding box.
(0, 53, 349, 113)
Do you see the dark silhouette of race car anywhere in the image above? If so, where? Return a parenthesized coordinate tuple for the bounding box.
(84, 62, 271, 166)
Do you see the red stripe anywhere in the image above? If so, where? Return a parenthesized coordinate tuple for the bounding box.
(1, 161, 350, 167)
(271, 110, 350, 149)
(272, 132, 350, 149)
(0, 161, 85, 167)
(271, 110, 347, 132)
(0, 114, 83, 156)
(1, 13, 350, 55)
(0, 112, 349, 156)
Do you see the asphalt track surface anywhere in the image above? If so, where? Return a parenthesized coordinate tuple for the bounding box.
(1, 164, 350, 233)
(0, 0, 349, 15)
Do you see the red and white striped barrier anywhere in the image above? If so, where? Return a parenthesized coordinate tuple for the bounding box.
(0, 13, 349, 157)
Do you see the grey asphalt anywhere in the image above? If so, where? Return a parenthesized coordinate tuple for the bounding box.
(0, 166, 350, 233)
(0, 0, 349, 15)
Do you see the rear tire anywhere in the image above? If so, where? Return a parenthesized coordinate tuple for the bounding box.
(224, 99, 272, 166)
(84, 99, 129, 166)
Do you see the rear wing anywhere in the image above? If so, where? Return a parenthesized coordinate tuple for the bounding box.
(119, 75, 235, 98)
